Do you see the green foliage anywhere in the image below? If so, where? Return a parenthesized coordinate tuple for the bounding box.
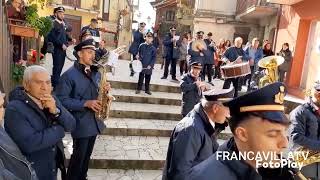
(11, 64, 26, 84)
(38, 17, 53, 37)
(25, 4, 53, 36)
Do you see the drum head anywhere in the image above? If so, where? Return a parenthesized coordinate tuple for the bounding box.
(132, 60, 142, 73)
(66, 45, 77, 61)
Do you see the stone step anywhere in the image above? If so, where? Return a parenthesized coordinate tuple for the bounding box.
(104, 118, 176, 137)
(59, 169, 162, 180)
(111, 89, 181, 106)
(63, 134, 226, 170)
(103, 118, 232, 139)
(110, 80, 181, 94)
(110, 102, 181, 121)
(110, 83, 301, 114)
(87, 169, 163, 180)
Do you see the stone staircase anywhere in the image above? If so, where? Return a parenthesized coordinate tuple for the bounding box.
(62, 60, 303, 180)
(62, 79, 229, 179)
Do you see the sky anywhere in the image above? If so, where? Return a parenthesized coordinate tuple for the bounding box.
(135, 0, 156, 31)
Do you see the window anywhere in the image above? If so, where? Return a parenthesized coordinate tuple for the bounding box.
(165, 11, 175, 22)
(62, 0, 81, 8)
(103, 0, 110, 21)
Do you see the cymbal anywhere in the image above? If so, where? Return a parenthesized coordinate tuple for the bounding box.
(258, 55, 284, 68)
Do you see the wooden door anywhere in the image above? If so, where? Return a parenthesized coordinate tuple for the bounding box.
(64, 14, 82, 42)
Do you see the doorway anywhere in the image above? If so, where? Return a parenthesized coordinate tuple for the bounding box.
(300, 20, 320, 90)
(64, 14, 82, 42)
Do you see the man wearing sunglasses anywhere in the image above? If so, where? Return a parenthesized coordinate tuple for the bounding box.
(289, 81, 320, 180)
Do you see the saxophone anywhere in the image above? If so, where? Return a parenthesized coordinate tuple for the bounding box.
(94, 45, 126, 121)
(95, 66, 115, 121)
(294, 147, 320, 168)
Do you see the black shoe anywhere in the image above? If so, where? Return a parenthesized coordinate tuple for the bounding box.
(172, 77, 179, 81)
(130, 73, 134, 77)
(209, 82, 214, 86)
(145, 91, 152, 95)
(135, 90, 141, 94)
(161, 76, 167, 79)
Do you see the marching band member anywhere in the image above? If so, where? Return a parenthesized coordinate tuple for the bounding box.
(188, 31, 212, 76)
(180, 61, 206, 117)
(163, 88, 233, 180)
(81, 18, 100, 43)
(289, 81, 320, 180)
(135, 32, 157, 95)
(129, 22, 146, 76)
(55, 39, 111, 180)
(95, 39, 109, 61)
(4, 66, 76, 180)
(222, 37, 250, 97)
(48, 6, 68, 89)
(190, 82, 294, 180)
(203, 32, 216, 85)
(161, 27, 180, 81)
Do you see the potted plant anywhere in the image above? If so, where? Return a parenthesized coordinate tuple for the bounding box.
(9, 4, 53, 38)
(11, 62, 26, 86)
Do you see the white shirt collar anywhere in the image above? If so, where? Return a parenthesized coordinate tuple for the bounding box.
(204, 110, 215, 129)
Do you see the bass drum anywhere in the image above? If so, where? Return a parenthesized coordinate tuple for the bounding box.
(220, 62, 251, 79)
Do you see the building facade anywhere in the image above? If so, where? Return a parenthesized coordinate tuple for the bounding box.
(193, 0, 239, 43)
(151, 0, 179, 37)
(269, 0, 320, 97)
(37, 0, 133, 58)
(152, 0, 279, 45)
(236, 0, 279, 47)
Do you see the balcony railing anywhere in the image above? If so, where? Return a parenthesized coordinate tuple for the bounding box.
(236, 0, 275, 15)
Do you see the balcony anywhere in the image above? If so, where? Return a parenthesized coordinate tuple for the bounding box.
(50, 0, 101, 13)
(236, 0, 278, 20)
(266, 0, 304, 5)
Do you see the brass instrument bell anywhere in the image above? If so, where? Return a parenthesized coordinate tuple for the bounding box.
(191, 40, 207, 52)
(258, 56, 284, 88)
